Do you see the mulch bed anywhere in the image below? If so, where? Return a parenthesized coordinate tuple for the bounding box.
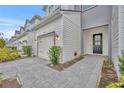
(0, 78, 21, 88)
(98, 62, 118, 88)
(48, 55, 84, 71)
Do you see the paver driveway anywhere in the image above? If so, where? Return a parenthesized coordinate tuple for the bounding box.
(0, 55, 105, 88)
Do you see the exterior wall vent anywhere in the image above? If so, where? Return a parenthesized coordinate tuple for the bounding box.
(74, 52, 77, 56)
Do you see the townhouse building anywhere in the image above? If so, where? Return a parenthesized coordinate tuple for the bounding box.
(9, 5, 124, 77)
(9, 15, 42, 52)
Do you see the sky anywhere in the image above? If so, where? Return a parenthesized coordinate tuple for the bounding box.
(0, 5, 45, 39)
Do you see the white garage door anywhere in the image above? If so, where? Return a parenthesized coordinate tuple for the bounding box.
(38, 34, 54, 60)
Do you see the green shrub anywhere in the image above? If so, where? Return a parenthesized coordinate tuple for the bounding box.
(23, 46, 32, 56)
(49, 46, 61, 65)
(118, 54, 124, 75)
(106, 76, 124, 88)
(0, 48, 20, 62)
(0, 38, 6, 48)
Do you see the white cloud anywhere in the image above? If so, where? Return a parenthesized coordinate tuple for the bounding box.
(0, 28, 19, 39)
(0, 18, 25, 26)
(0, 23, 13, 26)
(0, 17, 25, 39)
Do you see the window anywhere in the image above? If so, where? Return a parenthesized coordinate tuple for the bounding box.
(48, 5, 60, 14)
(49, 5, 54, 13)
(82, 5, 96, 12)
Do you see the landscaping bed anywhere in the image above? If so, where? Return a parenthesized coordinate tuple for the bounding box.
(0, 78, 21, 88)
(0, 47, 32, 64)
(0, 48, 21, 63)
(98, 60, 118, 88)
(48, 55, 84, 71)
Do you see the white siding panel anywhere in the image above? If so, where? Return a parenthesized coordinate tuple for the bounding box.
(35, 17, 63, 46)
(111, 6, 119, 58)
(27, 32, 34, 46)
(16, 35, 28, 51)
(35, 17, 63, 61)
(63, 12, 81, 62)
(118, 6, 124, 55)
(82, 6, 112, 29)
(111, 6, 120, 77)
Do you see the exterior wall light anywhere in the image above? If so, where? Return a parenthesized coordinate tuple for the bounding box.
(55, 34, 60, 40)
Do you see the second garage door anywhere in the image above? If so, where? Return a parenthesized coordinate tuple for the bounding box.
(37, 34, 54, 60)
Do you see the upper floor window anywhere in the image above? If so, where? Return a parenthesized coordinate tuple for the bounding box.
(82, 5, 96, 12)
(49, 5, 54, 13)
(48, 5, 60, 14)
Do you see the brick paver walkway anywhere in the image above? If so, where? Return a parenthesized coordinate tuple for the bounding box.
(0, 55, 105, 88)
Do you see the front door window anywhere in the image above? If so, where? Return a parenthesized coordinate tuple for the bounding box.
(93, 33, 102, 54)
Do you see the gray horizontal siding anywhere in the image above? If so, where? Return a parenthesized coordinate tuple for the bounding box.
(62, 12, 81, 62)
(112, 6, 119, 58)
(119, 6, 124, 53)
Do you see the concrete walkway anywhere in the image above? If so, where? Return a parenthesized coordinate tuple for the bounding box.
(0, 55, 105, 88)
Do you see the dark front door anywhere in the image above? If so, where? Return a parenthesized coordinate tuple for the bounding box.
(93, 33, 102, 54)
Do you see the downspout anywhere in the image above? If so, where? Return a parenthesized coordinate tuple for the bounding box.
(80, 5, 84, 55)
(108, 6, 113, 59)
(53, 31, 56, 46)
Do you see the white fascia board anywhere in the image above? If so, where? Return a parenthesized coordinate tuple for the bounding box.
(32, 11, 62, 31)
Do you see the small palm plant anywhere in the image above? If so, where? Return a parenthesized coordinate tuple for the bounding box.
(49, 46, 61, 65)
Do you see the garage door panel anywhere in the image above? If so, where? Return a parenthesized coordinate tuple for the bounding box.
(38, 35, 54, 60)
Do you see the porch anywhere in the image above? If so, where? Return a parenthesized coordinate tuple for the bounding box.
(83, 25, 109, 56)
